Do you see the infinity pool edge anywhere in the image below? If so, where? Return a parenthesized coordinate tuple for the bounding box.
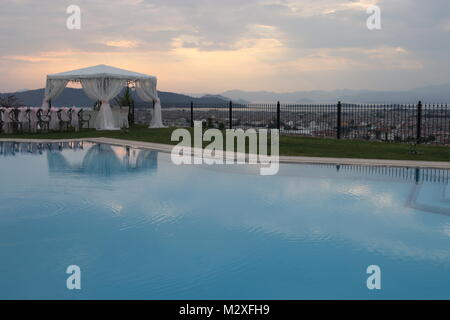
(1, 137, 449, 169)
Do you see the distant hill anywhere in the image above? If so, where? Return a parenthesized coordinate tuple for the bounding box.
(222, 83, 450, 103)
(196, 94, 250, 104)
(4, 83, 450, 107)
(0, 88, 229, 108)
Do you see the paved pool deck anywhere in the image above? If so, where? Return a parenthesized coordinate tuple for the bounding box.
(1, 137, 450, 169)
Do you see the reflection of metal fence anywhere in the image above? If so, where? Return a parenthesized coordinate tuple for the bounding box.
(406, 183, 450, 217)
(334, 164, 449, 184)
(299, 163, 449, 185)
(312, 164, 450, 217)
(142, 101, 450, 145)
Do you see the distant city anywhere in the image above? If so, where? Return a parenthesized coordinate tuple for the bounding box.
(136, 103, 450, 145)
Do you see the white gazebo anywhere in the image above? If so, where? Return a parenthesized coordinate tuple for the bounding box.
(41, 64, 164, 130)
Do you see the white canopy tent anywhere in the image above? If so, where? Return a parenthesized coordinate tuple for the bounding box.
(41, 64, 164, 130)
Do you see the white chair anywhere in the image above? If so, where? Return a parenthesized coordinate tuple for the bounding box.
(3, 108, 14, 133)
(49, 108, 59, 130)
(18, 107, 30, 132)
(85, 109, 95, 129)
(36, 108, 52, 132)
(57, 108, 73, 131)
(28, 108, 39, 133)
(111, 106, 129, 129)
(71, 107, 80, 131)
(0, 108, 5, 133)
(119, 107, 130, 128)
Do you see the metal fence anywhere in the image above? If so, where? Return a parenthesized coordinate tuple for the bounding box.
(150, 101, 450, 145)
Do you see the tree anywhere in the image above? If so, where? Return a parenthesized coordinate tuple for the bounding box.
(206, 116, 214, 128)
(0, 94, 21, 108)
(93, 100, 101, 111)
(114, 87, 135, 125)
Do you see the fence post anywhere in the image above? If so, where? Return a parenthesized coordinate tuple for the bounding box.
(416, 100, 422, 144)
(229, 101, 233, 129)
(190, 101, 194, 128)
(277, 101, 281, 130)
(337, 101, 342, 139)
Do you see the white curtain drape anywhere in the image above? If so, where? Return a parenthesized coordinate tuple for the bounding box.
(80, 78, 126, 130)
(135, 79, 165, 128)
(41, 79, 68, 109)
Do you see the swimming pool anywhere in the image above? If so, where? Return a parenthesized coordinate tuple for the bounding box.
(0, 141, 449, 299)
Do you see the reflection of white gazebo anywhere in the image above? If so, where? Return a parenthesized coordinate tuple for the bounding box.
(41, 64, 164, 130)
(46, 143, 159, 176)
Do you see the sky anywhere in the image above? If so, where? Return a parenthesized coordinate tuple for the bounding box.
(0, 0, 449, 93)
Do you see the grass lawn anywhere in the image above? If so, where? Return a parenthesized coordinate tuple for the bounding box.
(1, 125, 450, 162)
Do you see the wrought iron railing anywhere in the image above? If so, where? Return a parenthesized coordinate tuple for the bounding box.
(152, 101, 450, 145)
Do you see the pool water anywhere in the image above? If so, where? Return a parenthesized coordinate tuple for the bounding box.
(0, 141, 449, 300)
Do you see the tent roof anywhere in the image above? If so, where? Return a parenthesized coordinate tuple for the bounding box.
(47, 64, 156, 81)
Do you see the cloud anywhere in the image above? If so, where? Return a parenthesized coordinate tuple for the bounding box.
(0, 0, 449, 92)
(103, 40, 139, 48)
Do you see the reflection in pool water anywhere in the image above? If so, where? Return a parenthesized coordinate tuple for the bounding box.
(46, 143, 158, 176)
(0, 141, 449, 299)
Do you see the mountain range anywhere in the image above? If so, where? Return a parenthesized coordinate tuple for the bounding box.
(0, 88, 230, 108)
(1, 82, 449, 107)
(221, 83, 450, 104)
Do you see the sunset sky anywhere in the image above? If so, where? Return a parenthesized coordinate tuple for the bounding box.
(1, 0, 449, 93)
